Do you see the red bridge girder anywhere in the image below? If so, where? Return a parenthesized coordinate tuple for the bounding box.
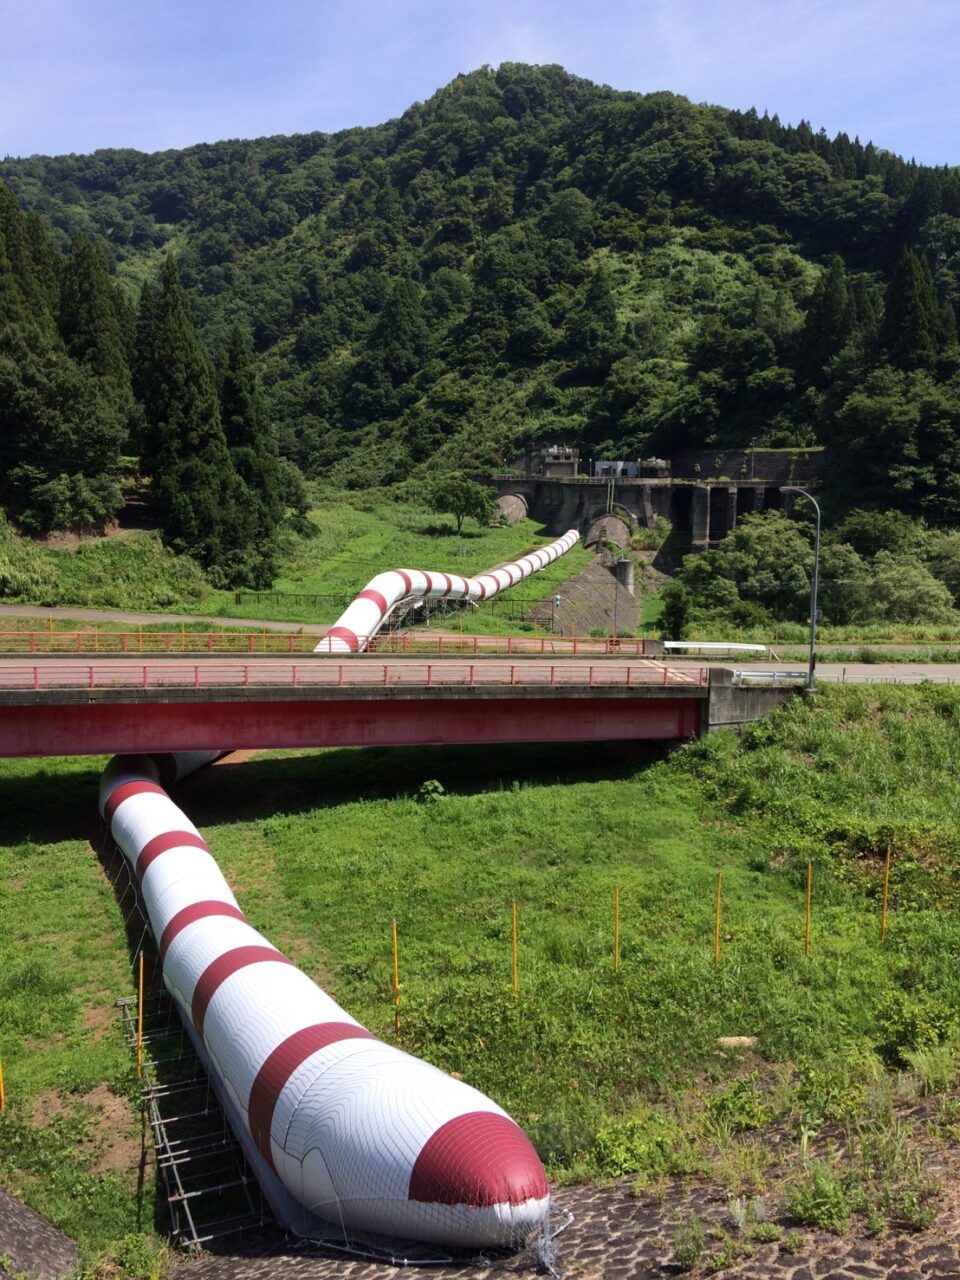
(0, 693, 702, 758)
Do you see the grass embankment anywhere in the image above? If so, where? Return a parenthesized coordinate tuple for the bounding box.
(1, 687, 959, 1270)
(1, 492, 589, 632)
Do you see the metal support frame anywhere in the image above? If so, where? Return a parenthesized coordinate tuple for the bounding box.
(104, 832, 271, 1253)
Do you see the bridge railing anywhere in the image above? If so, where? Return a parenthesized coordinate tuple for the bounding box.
(0, 661, 707, 692)
(0, 631, 668, 658)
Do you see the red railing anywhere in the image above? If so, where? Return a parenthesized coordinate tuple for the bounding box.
(0, 661, 707, 692)
(0, 630, 666, 659)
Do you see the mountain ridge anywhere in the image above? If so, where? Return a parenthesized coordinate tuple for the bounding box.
(2, 63, 959, 538)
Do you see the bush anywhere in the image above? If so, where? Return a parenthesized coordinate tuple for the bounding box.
(877, 992, 957, 1066)
(786, 1161, 854, 1234)
(659, 580, 691, 640)
(672, 1214, 706, 1270)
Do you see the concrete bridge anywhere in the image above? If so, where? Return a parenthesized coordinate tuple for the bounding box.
(0, 656, 793, 757)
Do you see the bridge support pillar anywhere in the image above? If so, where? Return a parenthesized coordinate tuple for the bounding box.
(691, 485, 711, 551)
(613, 558, 635, 597)
(726, 486, 739, 536)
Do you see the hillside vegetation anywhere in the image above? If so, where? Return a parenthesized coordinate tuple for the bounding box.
(1, 688, 959, 1264)
(0, 494, 588, 623)
(3, 65, 960, 527)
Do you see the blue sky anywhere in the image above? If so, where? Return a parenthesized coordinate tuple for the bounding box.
(2, 0, 957, 164)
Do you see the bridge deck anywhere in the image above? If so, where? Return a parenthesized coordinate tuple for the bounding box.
(0, 657, 707, 757)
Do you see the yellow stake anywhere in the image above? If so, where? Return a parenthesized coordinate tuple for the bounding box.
(136, 952, 144, 1080)
(614, 884, 621, 974)
(512, 900, 519, 997)
(392, 919, 400, 1036)
(713, 870, 723, 965)
(804, 861, 812, 956)
(880, 848, 892, 942)
(0, 1056, 6, 1112)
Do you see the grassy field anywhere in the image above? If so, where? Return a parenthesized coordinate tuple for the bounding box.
(1, 688, 959, 1272)
(1, 492, 591, 634)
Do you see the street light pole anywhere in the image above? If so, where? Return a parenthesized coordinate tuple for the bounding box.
(780, 485, 821, 689)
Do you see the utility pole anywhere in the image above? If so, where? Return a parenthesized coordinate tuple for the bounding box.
(780, 486, 821, 689)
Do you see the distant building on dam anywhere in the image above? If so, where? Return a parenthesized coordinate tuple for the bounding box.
(494, 446, 831, 552)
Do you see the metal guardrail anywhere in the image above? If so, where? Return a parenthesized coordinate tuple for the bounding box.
(0, 661, 708, 693)
(733, 670, 807, 686)
(0, 631, 666, 658)
(665, 641, 769, 655)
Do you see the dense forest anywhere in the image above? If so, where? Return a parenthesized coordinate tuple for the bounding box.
(2, 63, 960, 580)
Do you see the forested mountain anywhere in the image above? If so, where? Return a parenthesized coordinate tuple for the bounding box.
(3, 63, 960, 538)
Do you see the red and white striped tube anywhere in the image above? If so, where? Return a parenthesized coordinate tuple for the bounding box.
(100, 754, 549, 1249)
(314, 529, 580, 654)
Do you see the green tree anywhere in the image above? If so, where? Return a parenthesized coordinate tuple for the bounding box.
(678, 511, 813, 622)
(796, 256, 853, 385)
(658, 581, 690, 640)
(59, 235, 130, 384)
(133, 256, 239, 568)
(218, 322, 284, 583)
(879, 249, 941, 371)
(427, 474, 496, 533)
(0, 327, 124, 532)
(0, 187, 124, 533)
(564, 260, 622, 381)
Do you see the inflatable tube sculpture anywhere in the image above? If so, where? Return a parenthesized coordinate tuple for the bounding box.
(100, 753, 549, 1249)
(315, 529, 580, 653)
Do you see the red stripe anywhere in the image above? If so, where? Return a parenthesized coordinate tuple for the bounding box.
(358, 588, 388, 616)
(192, 946, 293, 1038)
(137, 830, 207, 881)
(396, 570, 412, 594)
(326, 626, 359, 653)
(423, 572, 435, 593)
(104, 780, 167, 824)
(441, 573, 453, 595)
(476, 579, 487, 599)
(409, 1112, 548, 1207)
(160, 900, 246, 960)
(248, 1022, 376, 1170)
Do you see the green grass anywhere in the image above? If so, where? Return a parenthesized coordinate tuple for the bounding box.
(1, 491, 590, 632)
(206, 493, 591, 630)
(0, 756, 155, 1262)
(1, 687, 959, 1259)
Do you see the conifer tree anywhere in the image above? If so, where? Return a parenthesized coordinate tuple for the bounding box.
(60, 236, 130, 385)
(880, 249, 942, 371)
(133, 256, 239, 568)
(797, 256, 853, 385)
(218, 322, 282, 582)
(0, 185, 123, 532)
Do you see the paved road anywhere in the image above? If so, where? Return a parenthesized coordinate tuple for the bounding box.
(2, 652, 960, 690)
(3, 604, 960, 655)
(0, 602, 329, 632)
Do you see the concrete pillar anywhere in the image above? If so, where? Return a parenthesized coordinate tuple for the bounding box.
(691, 485, 711, 551)
(613, 558, 635, 597)
(640, 484, 655, 528)
(726, 486, 738, 535)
